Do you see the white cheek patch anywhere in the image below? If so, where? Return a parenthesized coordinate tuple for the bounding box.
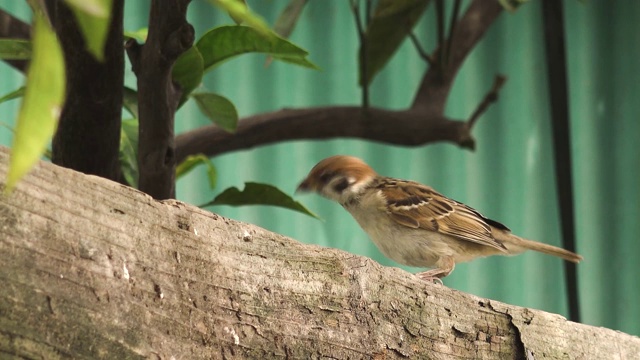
(323, 175, 375, 204)
(348, 175, 372, 194)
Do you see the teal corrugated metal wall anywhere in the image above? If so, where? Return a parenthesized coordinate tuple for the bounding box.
(1, 1, 638, 336)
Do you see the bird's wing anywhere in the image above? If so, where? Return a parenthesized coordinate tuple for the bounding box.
(377, 179, 509, 252)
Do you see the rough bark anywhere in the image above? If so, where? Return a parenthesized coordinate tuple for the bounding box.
(1, 146, 638, 359)
(44, 0, 125, 183)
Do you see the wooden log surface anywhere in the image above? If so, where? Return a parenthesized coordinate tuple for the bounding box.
(1, 146, 638, 359)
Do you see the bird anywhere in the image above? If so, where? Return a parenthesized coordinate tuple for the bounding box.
(296, 155, 582, 282)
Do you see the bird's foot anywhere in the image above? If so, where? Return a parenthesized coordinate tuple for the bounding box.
(416, 259, 454, 285)
(415, 272, 444, 285)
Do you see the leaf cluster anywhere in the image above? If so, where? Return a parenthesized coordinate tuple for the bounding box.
(0, 0, 526, 219)
(0, 0, 318, 218)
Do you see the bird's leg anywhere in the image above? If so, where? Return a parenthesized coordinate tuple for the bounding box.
(416, 257, 455, 285)
(416, 273, 444, 285)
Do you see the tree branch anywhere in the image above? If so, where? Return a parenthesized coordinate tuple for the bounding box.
(435, 0, 445, 68)
(0, 9, 31, 72)
(466, 74, 507, 131)
(445, 0, 462, 65)
(175, 107, 475, 164)
(411, 0, 503, 113)
(129, 0, 194, 199)
(350, 0, 369, 108)
(409, 32, 434, 66)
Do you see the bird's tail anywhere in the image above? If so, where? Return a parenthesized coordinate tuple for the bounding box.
(500, 234, 583, 263)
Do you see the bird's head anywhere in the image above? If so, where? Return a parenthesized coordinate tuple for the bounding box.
(297, 155, 377, 204)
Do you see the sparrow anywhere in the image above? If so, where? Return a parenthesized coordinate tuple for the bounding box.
(297, 155, 582, 282)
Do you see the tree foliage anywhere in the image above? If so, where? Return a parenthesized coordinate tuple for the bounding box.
(0, 0, 513, 212)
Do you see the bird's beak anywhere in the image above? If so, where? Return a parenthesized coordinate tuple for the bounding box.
(296, 179, 312, 194)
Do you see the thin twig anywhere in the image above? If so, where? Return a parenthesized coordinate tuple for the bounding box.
(409, 32, 435, 66)
(365, 0, 372, 26)
(466, 74, 507, 130)
(435, 0, 445, 68)
(445, 0, 461, 65)
(350, 0, 369, 108)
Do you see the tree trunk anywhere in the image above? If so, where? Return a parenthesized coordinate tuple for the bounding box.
(0, 146, 638, 359)
(46, 0, 125, 183)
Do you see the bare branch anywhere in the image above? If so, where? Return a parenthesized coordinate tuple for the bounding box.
(409, 32, 434, 66)
(435, 0, 445, 67)
(350, 0, 369, 108)
(175, 107, 475, 163)
(466, 74, 507, 131)
(445, 0, 462, 65)
(412, 0, 503, 113)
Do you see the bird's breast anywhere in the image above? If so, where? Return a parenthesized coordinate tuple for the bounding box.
(344, 202, 454, 268)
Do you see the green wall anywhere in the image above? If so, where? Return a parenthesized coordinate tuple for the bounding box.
(1, 1, 638, 336)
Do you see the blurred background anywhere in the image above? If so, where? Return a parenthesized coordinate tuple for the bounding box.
(1, 0, 638, 337)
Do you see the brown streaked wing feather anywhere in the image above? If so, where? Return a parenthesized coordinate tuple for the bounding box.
(380, 179, 508, 252)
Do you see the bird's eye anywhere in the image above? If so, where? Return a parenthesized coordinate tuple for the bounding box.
(332, 178, 350, 193)
(319, 172, 333, 183)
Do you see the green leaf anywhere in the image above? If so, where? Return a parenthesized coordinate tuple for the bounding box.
(207, 0, 271, 36)
(6, 11, 66, 192)
(176, 154, 217, 189)
(1, 120, 51, 160)
(361, 0, 429, 86)
(266, 0, 308, 67)
(64, 0, 111, 15)
(64, 0, 113, 61)
(119, 118, 138, 188)
(0, 87, 26, 105)
(191, 92, 238, 133)
(122, 86, 138, 118)
(197, 26, 318, 71)
(204, 182, 319, 219)
(124, 28, 148, 43)
(0, 39, 32, 60)
(172, 46, 204, 107)
(270, 54, 319, 69)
